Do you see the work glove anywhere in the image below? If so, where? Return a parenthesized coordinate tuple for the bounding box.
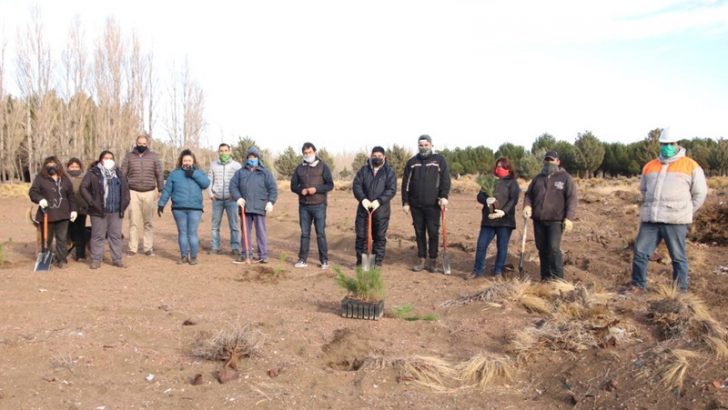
(237, 198, 246, 208)
(486, 197, 496, 207)
(157, 206, 164, 217)
(563, 218, 573, 233)
(361, 199, 372, 210)
(39, 199, 48, 209)
(70, 211, 78, 222)
(488, 209, 505, 220)
(370, 200, 380, 211)
(523, 206, 532, 219)
(403, 204, 410, 215)
(438, 198, 449, 208)
(265, 201, 274, 214)
(184, 167, 194, 178)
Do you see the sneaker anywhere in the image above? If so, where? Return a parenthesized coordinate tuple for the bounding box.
(233, 255, 251, 264)
(412, 258, 426, 272)
(144, 250, 155, 256)
(258, 258, 269, 264)
(294, 260, 308, 268)
(126, 250, 137, 256)
(231, 249, 240, 256)
(177, 256, 189, 265)
(188, 257, 198, 265)
(320, 261, 329, 269)
(427, 258, 441, 273)
(112, 260, 127, 268)
(90, 261, 101, 269)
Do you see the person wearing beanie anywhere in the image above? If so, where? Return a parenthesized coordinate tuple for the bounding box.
(207, 143, 242, 255)
(401, 135, 451, 273)
(352, 146, 397, 267)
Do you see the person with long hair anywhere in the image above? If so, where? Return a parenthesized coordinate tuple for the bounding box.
(158, 149, 210, 265)
(80, 150, 131, 269)
(66, 158, 89, 261)
(28, 156, 78, 268)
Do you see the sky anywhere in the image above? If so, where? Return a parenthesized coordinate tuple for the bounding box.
(1, 0, 727, 154)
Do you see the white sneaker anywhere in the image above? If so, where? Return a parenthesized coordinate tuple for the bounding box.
(294, 260, 308, 268)
(320, 261, 329, 269)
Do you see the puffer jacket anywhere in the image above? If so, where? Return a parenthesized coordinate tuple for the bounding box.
(402, 152, 451, 207)
(639, 148, 707, 224)
(477, 175, 520, 228)
(353, 160, 397, 215)
(80, 163, 131, 218)
(29, 174, 77, 223)
(230, 148, 278, 215)
(158, 167, 210, 211)
(121, 148, 164, 192)
(524, 168, 577, 222)
(207, 158, 242, 200)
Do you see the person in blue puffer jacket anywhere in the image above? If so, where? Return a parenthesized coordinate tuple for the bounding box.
(230, 146, 278, 263)
(158, 149, 210, 265)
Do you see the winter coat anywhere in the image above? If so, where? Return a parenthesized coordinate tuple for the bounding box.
(353, 161, 397, 216)
(639, 148, 707, 224)
(477, 175, 520, 228)
(230, 149, 278, 216)
(121, 147, 164, 192)
(68, 172, 89, 215)
(290, 158, 334, 206)
(80, 163, 131, 218)
(158, 167, 210, 211)
(402, 153, 451, 207)
(524, 168, 577, 222)
(207, 158, 242, 200)
(29, 174, 77, 223)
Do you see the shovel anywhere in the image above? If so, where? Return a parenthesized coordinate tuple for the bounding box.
(239, 206, 252, 264)
(518, 216, 528, 279)
(441, 206, 451, 275)
(361, 208, 375, 271)
(34, 211, 53, 272)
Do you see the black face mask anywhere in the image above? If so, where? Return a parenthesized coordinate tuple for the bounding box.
(68, 170, 82, 177)
(136, 145, 148, 153)
(47, 166, 57, 175)
(370, 158, 384, 167)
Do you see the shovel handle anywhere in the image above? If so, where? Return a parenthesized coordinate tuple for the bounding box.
(441, 206, 448, 251)
(42, 210, 48, 253)
(367, 209, 373, 254)
(239, 206, 250, 262)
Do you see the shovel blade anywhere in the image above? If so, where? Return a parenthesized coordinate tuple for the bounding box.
(361, 253, 374, 272)
(442, 253, 451, 275)
(34, 251, 53, 272)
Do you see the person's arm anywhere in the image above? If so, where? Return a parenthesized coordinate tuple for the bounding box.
(28, 177, 43, 204)
(154, 155, 164, 191)
(192, 169, 210, 190)
(401, 159, 411, 206)
(500, 180, 520, 214)
(315, 164, 334, 193)
(438, 156, 451, 199)
(476, 191, 487, 205)
(158, 174, 174, 207)
(564, 175, 578, 221)
(266, 170, 278, 204)
(378, 167, 397, 204)
(352, 167, 365, 201)
(207, 165, 215, 198)
(523, 180, 534, 208)
(229, 170, 242, 201)
(120, 153, 130, 177)
(65, 178, 77, 213)
(80, 173, 94, 206)
(290, 166, 303, 195)
(691, 166, 708, 213)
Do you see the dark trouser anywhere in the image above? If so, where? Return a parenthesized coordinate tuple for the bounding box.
(299, 204, 328, 263)
(532, 220, 564, 280)
(68, 214, 88, 259)
(44, 220, 69, 262)
(355, 207, 391, 265)
(90, 213, 124, 263)
(473, 226, 513, 275)
(411, 205, 441, 259)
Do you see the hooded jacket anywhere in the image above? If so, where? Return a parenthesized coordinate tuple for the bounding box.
(639, 147, 707, 224)
(524, 168, 577, 222)
(353, 160, 397, 215)
(80, 163, 131, 218)
(477, 175, 520, 228)
(230, 147, 278, 215)
(402, 152, 451, 207)
(29, 174, 77, 223)
(158, 167, 210, 211)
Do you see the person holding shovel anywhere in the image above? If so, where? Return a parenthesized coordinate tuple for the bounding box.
(230, 146, 277, 264)
(352, 146, 397, 268)
(157, 149, 210, 265)
(402, 135, 451, 272)
(471, 157, 520, 279)
(523, 150, 577, 281)
(29, 156, 78, 269)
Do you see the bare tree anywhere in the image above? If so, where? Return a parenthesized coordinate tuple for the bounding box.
(61, 15, 94, 162)
(166, 59, 205, 148)
(93, 18, 125, 154)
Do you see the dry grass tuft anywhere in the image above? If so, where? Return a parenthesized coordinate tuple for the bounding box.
(703, 336, 728, 359)
(191, 323, 264, 367)
(456, 353, 513, 389)
(658, 349, 700, 391)
(519, 294, 551, 314)
(361, 355, 458, 392)
(0, 183, 30, 199)
(440, 278, 531, 308)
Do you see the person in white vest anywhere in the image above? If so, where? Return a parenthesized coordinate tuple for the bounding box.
(207, 143, 242, 255)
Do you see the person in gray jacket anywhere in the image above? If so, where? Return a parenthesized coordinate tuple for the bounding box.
(230, 147, 278, 263)
(207, 143, 242, 255)
(629, 129, 707, 293)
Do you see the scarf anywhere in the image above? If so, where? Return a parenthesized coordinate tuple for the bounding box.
(98, 163, 118, 207)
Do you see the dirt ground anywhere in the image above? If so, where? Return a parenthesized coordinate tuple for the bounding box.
(1, 178, 728, 409)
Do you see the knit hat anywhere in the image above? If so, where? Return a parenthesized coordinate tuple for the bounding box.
(371, 146, 385, 155)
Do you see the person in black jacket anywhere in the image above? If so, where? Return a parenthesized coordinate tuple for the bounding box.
(80, 150, 132, 269)
(353, 146, 397, 267)
(401, 135, 451, 272)
(472, 157, 520, 279)
(523, 150, 578, 281)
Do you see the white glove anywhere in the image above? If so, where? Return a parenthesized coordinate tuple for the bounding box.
(563, 218, 573, 233)
(362, 199, 372, 209)
(237, 198, 246, 208)
(523, 206, 532, 219)
(39, 199, 48, 209)
(370, 200, 380, 211)
(265, 201, 273, 214)
(403, 204, 410, 215)
(488, 209, 505, 220)
(438, 198, 448, 208)
(70, 211, 78, 222)
(486, 197, 496, 206)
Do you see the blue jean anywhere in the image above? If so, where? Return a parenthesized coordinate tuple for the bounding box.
(473, 226, 513, 275)
(172, 209, 203, 258)
(632, 222, 689, 291)
(299, 204, 328, 263)
(210, 199, 240, 251)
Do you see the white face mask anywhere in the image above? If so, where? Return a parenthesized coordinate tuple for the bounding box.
(303, 154, 316, 163)
(103, 159, 115, 170)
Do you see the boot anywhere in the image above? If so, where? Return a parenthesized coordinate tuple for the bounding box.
(427, 258, 440, 273)
(412, 258, 426, 272)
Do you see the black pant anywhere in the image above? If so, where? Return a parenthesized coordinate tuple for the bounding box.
(355, 207, 391, 264)
(532, 220, 564, 280)
(68, 214, 88, 259)
(411, 205, 441, 259)
(43, 220, 69, 262)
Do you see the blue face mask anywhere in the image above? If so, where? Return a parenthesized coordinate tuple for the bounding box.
(246, 158, 259, 168)
(660, 144, 677, 159)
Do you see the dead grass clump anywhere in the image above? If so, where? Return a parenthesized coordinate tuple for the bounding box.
(456, 353, 513, 389)
(440, 278, 531, 308)
(360, 355, 458, 392)
(658, 349, 700, 391)
(191, 323, 264, 367)
(0, 183, 30, 199)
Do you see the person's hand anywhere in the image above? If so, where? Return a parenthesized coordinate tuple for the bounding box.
(70, 211, 78, 222)
(301, 188, 309, 196)
(563, 218, 573, 233)
(403, 204, 410, 215)
(237, 198, 246, 208)
(488, 209, 505, 220)
(523, 206, 532, 219)
(39, 199, 48, 209)
(370, 200, 380, 211)
(438, 198, 448, 208)
(265, 201, 274, 214)
(308, 187, 317, 195)
(361, 199, 372, 209)
(157, 206, 164, 217)
(184, 167, 194, 178)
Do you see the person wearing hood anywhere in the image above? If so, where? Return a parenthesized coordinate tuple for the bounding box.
(29, 156, 78, 269)
(158, 149, 210, 265)
(80, 151, 131, 269)
(121, 134, 164, 256)
(290, 142, 334, 269)
(230, 146, 278, 263)
(207, 143, 243, 255)
(628, 129, 707, 294)
(352, 146, 397, 267)
(472, 157, 521, 279)
(66, 158, 90, 262)
(401, 135, 451, 273)
(523, 150, 577, 281)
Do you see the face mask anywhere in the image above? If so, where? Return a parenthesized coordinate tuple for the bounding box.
(182, 164, 193, 170)
(68, 170, 82, 177)
(303, 154, 316, 164)
(494, 167, 509, 178)
(103, 159, 115, 170)
(542, 162, 558, 175)
(370, 157, 384, 167)
(419, 148, 432, 157)
(219, 153, 231, 163)
(47, 166, 57, 175)
(246, 158, 259, 168)
(661, 144, 678, 159)
(136, 145, 147, 153)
